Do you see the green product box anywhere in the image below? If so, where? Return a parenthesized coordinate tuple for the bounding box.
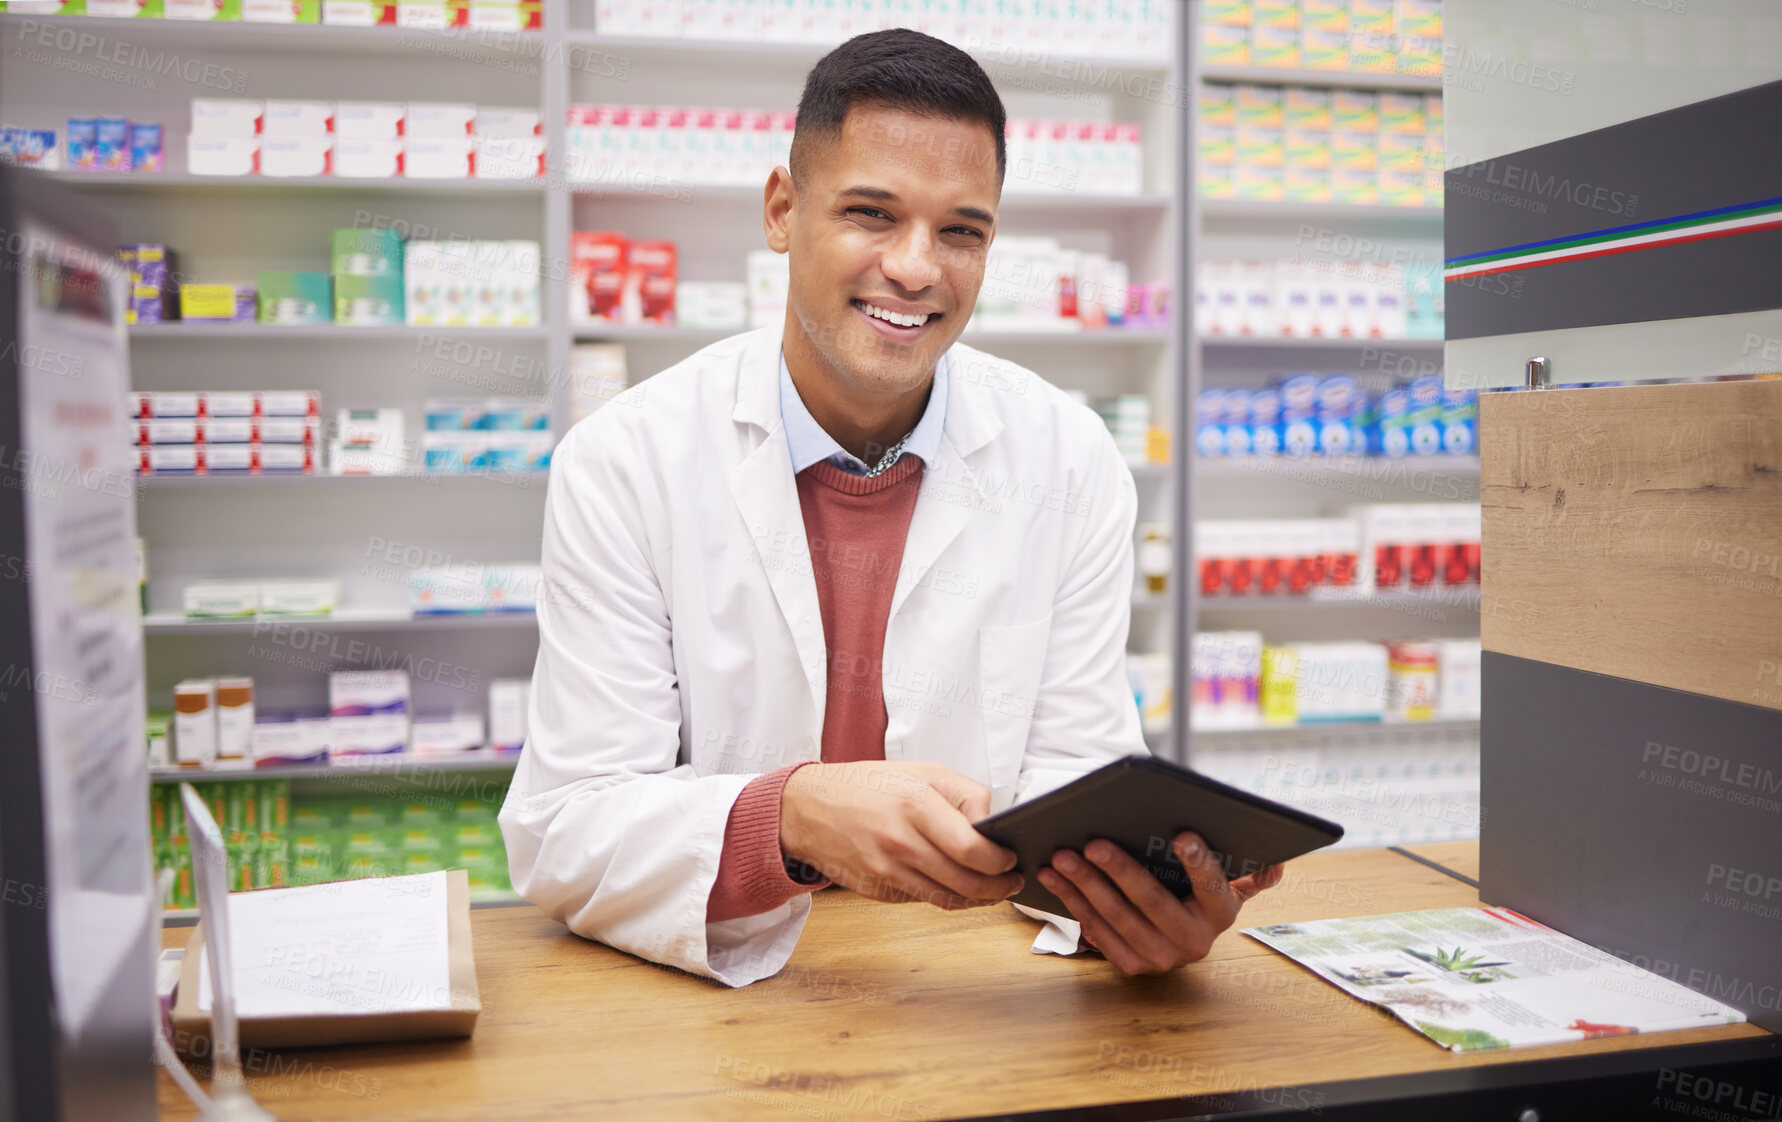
(453, 845, 503, 871)
(292, 853, 333, 886)
(224, 783, 251, 834)
(291, 801, 339, 832)
(400, 800, 450, 828)
(86, 0, 167, 13)
(258, 781, 289, 834)
(225, 832, 257, 892)
(330, 228, 404, 278)
(257, 272, 332, 325)
(333, 274, 405, 327)
(259, 831, 289, 888)
(453, 798, 499, 825)
(340, 800, 397, 830)
(146, 711, 174, 767)
(1198, 163, 1237, 200)
(454, 822, 500, 850)
(464, 869, 511, 900)
(400, 828, 447, 856)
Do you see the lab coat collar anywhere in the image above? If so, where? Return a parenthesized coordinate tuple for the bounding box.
(732, 326, 1005, 462)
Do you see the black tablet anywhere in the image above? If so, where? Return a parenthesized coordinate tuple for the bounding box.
(974, 755, 1344, 913)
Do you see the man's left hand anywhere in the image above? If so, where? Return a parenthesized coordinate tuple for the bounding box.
(1036, 831, 1285, 976)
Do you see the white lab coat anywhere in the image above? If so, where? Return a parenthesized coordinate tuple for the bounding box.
(500, 326, 1147, 986)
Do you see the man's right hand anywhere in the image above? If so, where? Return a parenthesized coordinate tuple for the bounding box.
(779, 761, 1023, 910)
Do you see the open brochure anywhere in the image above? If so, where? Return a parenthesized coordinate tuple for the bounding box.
(1245, 907, 1745, 1052)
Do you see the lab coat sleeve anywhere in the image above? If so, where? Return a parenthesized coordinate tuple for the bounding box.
(1012, 416, 1149, 954)
(499, 420, 811, 987)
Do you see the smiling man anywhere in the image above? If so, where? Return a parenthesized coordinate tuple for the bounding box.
(500, 29, 1281, 987)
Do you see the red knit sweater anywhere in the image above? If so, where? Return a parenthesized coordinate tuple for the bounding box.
(706, 456, 925, 922)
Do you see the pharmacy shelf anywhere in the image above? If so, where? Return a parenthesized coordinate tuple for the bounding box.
(148, 750, 520, 784)
(1200, 198, 1444, 227)
(1199, 64, 1443, 92)
(560, 29, 1171, 74)
(131, 324, 550, 341)
(1191, 717, 1481, 749)
(1194, 455, 1480, 479)
(46, 171, 545, 197)
(1200, 334, 1443, 352)
(137, 471, 548, 486)
(572, 324, 1173, 344)
(565, 181, 1173, 212)
(143, 609, 538, 635)
(0, 13, 545, 59)
(1197, 588, 1482, 611)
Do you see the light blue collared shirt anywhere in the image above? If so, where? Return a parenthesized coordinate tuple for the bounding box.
(779, 352, 949, 476)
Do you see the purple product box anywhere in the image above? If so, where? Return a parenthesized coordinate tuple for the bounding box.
(67, 118, 97, 170)
(95, 118, 131, 172)
(233, 287, 257, 322)
(129, 124, 163, 173)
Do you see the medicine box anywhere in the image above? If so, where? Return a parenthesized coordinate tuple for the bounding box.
(406, 103, 476, 138)
(335, 101, 405, 139)
(330, 227, 404, 277)
(257, 272, 332, 324)
(334, 274, 405, 325)
(188, 136, 259, 176)
(191, 99, 264, 138)
(67, 119, 98, 169)
(264, 100, 335, 137)
(129, 124, 164, 171)
(180, 284, 255, 322)
(334, 137, 404, 178)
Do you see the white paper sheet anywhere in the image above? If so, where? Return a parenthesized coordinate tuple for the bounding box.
(198, 872, 452, 1018)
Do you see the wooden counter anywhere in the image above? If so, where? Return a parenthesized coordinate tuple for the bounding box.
(155, 845, 1768, 1121)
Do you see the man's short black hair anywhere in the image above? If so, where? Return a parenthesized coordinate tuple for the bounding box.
(789, 29, 1006, 187)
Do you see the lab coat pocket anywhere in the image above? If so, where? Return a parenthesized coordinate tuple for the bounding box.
(978, 614, 1053, 812)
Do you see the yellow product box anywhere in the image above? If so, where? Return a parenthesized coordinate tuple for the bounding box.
(1254, 0, 1299, 28)
(1205, 0, 1254, 26)
(1236, 126, 1285, 168)
(1394, 0, 1441, 38)
(1333, 89, 1379, 132)
(1200, 82, 1237, 128)
(1259, 646, 1298, 726)
(1380, 91, 1426, 135)
(1301, 0, 1347, 32)
(1299, 26, 1349, 69)
(1285, 164, 1334, 202)
(1378, 167, 1426, 207)
(1199, 163, 1238, 199)
(1235, 163, 1286, 201)
(1202, 22, 1251, 64)
(1332, 129, 1379, 170)
(1286, 127, 1332, 169)
(1398, 34, 1441, 76)
(1235, 84, 1285, 128)
(1347, 0, 1396, 72)
(1424, 93, 1444, 136)
(1332, 165, 1380, 205)
(1284, 86, 1333, 130)
(1250, 23, 1300, 68)
(1200, 126, 1236, 167)
(1377, 130, 1425, 173)
(178, 284, 241, 321)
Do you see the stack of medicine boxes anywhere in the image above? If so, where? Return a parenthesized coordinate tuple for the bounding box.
(331, 227, 404, 327)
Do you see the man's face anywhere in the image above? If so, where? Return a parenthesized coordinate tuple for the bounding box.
(768, 104, 1000, 400)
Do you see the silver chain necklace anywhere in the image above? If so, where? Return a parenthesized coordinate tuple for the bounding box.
(860, 430, 914, 478)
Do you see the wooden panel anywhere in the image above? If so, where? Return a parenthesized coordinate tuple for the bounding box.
(155, 846, 1765, 1122)
(1481, 379, 1782, 711)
